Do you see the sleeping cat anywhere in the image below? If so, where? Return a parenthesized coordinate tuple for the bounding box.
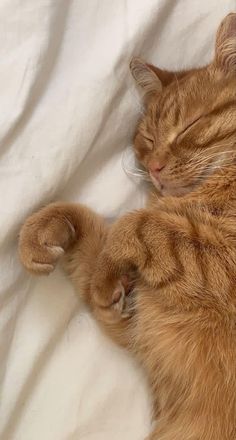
(19, 13, 236, 440)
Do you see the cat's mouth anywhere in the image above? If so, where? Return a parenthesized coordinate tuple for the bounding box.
(150, 173, 193, 197)
(150, 173, 164, 192)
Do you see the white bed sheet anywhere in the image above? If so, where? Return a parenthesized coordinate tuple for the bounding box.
(0, 1, 235, 439)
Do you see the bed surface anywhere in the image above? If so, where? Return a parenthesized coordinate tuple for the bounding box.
(0, 1, 234, 439)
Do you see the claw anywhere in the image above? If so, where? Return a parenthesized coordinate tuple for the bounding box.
(45, 245, 65, 257)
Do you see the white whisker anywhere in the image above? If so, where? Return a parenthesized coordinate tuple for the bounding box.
(185, 150, 236, 170)
(122, 146, 151, 182)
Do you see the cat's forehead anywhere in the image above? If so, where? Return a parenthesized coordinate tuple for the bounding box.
(161, 72, 208, 110)
(145, 74, 202, 122)
(148, 70, 235, 128)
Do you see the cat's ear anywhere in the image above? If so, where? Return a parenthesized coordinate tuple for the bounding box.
(214, 13, 236, 73)
(130, 58, 194, 92)
(130, 58, 162, 94)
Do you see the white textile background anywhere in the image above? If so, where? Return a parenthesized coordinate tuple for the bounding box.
(0, 1, 234, 439)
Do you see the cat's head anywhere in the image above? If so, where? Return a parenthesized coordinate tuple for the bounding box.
(130, 13, 236, 197)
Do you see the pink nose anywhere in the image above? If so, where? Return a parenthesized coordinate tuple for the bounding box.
(149, 161, 166, 177)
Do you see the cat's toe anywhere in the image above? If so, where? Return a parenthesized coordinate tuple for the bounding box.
(44, 244, 65, 258)
(28, 261, 55, 274)
(29, 245, 65, 274)
(112, 281, 126, 313)
(112, 279, 135, 318)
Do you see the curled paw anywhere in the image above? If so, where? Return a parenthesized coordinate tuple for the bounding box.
(19, 203, 76, 275)
(92, 269, 136, 321)
(111, 275, 136, 318)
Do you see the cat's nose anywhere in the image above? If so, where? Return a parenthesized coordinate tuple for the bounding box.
(149, 161, 166, 178)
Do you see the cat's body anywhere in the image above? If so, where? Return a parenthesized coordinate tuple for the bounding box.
(19, 14, 236, 440)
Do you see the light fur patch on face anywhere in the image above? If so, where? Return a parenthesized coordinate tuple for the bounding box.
(167, 131, 177, 144)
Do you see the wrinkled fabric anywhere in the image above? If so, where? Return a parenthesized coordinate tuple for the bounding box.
(0, 1, 234, 439)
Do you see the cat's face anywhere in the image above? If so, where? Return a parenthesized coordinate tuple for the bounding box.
(131, 13, 236, 197)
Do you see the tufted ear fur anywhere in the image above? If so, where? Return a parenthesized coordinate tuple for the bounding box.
(130, 58, 162, 95)
(130, 57, 197, 94)
(214, 13, 236, 74)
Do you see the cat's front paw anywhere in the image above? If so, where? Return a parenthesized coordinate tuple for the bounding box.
(91, 263, 136, 321)
(19, 203, 76, 275)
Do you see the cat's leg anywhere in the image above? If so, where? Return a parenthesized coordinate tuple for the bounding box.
(91, 203, 222, 307)
(19, 202, 134, 347)
(90, 208, 177, 304)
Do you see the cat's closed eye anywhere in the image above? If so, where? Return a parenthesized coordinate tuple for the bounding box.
(143, 135, 154, 150)
(177, 116, 203, 141)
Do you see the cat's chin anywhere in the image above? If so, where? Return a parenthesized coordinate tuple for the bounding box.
(151, 175, 193, 197)
(161, 186, 190, 197)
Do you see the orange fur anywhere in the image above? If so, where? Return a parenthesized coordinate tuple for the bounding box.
(19, 14, 236, 439)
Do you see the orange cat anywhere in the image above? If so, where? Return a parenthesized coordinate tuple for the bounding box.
(19, 14, 236, 439)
